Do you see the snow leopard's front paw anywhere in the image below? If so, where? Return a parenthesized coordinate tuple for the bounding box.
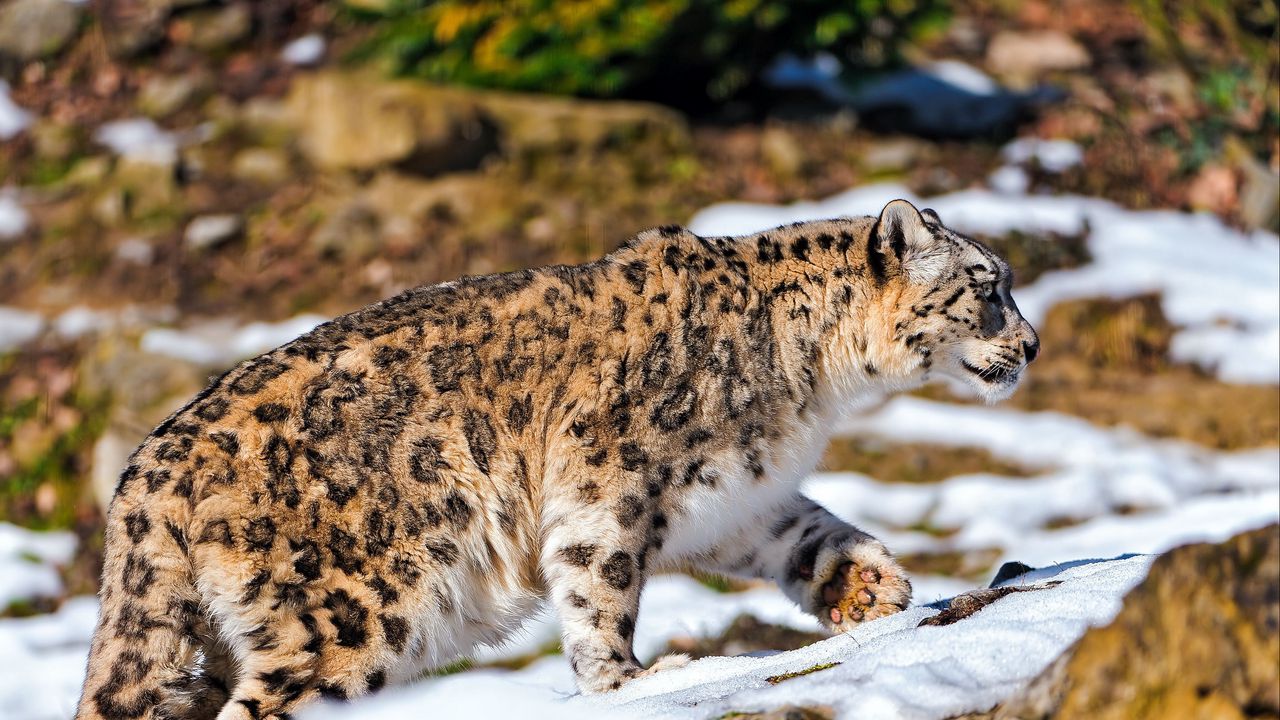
(808, 541, 912, 632)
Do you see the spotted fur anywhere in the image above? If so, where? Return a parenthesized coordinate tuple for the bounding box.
(76, 199, 1037, 719)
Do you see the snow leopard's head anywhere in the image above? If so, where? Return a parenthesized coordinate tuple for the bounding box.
(866, 199, 1039, 402)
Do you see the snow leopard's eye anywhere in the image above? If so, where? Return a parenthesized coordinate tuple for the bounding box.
(979, 281, 998, 302)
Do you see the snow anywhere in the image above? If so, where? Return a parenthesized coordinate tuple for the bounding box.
(298, 555, 1156, 720)
(690, 183, 1280, 384)
(0, 81, 32, 140)
(923, 61, 1000, 96)
(282, 34, 326, 66)
(140, 314, 327, 366)
(0, 305, 44, 352)
(93, 118, 180, 164)
(0, 523, 76, 612)
(0, 189, 29, 240)
(1000, 138, 1083, 172)
(987, 165, 1029, 195)
(0, 180, 1276, 719)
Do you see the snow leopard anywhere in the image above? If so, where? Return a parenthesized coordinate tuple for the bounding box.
(76, 199, 1039, 719)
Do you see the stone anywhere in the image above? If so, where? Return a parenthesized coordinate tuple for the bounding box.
(286, 71, 688, 172)
(63, 156, 111, 188)
(1225, 136, 1280, 231)
(862, 138, 924, 174)
(138, 71, 211, 118)
(112, 154, 181, 221)
(80, 332, 203, 511)
(231, 147, 290, 184)
(100, 0, 173, 57)
(185, 2, 250, 51)
(29, 119, 77, 162)
(287, 71, 499, 174)
(1185, 163, 1238, 216)
(761, 127, 804, 177)
(993, 524, 1280, 719)
(184, 213, 243, 250)
(311, 202, 381, 258)
(0, 0, 82, 61)
(985, 30, 1090, 86)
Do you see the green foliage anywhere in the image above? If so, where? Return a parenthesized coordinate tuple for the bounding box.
(356, 0, 948, 107)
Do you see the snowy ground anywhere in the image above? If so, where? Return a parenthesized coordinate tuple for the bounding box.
(0, 167, 1276, 719)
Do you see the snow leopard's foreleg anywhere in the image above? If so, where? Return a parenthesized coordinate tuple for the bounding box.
(701, 495, 912, 631)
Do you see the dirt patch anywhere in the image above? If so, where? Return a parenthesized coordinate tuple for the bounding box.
(821, 438, 1035, 484)
(1012, 295, 1279, 450)
(664, 614, 830, 661)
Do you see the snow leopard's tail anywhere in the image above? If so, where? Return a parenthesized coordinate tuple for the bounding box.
(74, 459, 220, 720)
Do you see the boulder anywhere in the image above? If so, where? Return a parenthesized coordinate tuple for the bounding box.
(100, 0, 174, 57)
(285, 71, 688, 173)
(993, 524, 1280, 719)
(0, 0, 82, 61)
(985, 31, 1091, 87)
(138, 71, 212, 118)
(184, 2, 250, 51)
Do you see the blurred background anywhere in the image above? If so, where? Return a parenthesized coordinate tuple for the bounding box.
(0, 1, 1276, 717)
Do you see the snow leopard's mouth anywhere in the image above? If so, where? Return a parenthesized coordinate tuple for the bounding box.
(961, 359, 1020, 385)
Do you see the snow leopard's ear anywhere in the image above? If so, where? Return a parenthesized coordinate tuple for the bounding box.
(871, 199, 947, 284)
(920, 208, 942, 225)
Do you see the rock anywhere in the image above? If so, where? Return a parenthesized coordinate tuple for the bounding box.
(231, 147, 290, 184)
(138, 71, 211, 118)
(89, 187, 127, 227)
(63, 156, 112, 189)
(80, 333, 204, 511)
(995, 524, 1280, 719)
(1225, 136, 1280, 231)
(29, 119, 78, 162)
(286, 71, 687, 172)
(184, 214, 243, 250)
(0, 0, 82, 61)
(287, 71, 500, 174)
(861, 138, 924, 174)
(100, 0, 173, 57)
(112, 154, 181, 221)
(1186, 163, 1238, 216)
(311, 202, 381, 258)
(986, 31, 1091, 86)
(761, 127, 804, 177)
(185, 2, 250, 51)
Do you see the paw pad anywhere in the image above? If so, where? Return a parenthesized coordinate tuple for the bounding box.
(819, 559, 911, 631)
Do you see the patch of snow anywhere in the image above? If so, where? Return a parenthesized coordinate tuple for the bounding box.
(0, 523, 76, 611)
(0, 81, 32, 140)
(0, 597, 97, 720)
(281, 34, 325, 66)
(1001, 138, 1083, 172)
(987, 165, 1029, 194)
(298, 555, 1155, 720)
(0, 189, 30, 240)
(0, 306, 44, 352)
(924, 60, 999, 96)
(114, 237, 155, 265)
(140, 314, 328, 367)
(690, 183, 1280, 384)
(93, 118, 179, 164)
(52, 307, 113, 338)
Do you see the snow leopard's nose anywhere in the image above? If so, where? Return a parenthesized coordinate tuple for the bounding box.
(1022, 338, 1040, 364)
